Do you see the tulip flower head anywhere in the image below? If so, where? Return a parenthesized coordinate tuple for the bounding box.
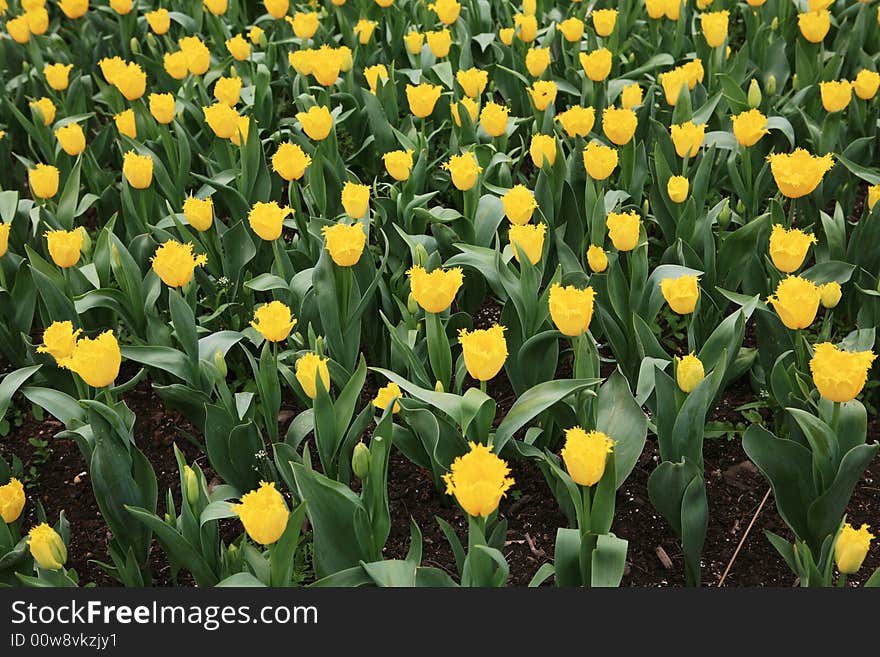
(364, 64, 389, 94)
(606, 210, 640, 251)
(592, 9, 618, 37)
(226, 34, 251, 61)
(509, 223, 546, 265)
(701, 10, 729, 48)
(667, 176, 689, 203)
(404, 31, 425, 54)
(549, 283, 596, 336)
(798, 10, 830, 43)
(853, 69, 880, 100)
(44, 63, 73, 91)
(443, 152, 482, 190)
(834, 523, 874, 575)
(407, 265, 464, 313)
(59, 330, 122, 388)
(587, 245, 608, 273)
(819, 80, 853, 113)
(45, 229, 83, 268)
(456, 68, 488, 98)
(296, 105, 333, 140)
(676, 353, 705, 393)
(670, 121, 706, 158)
(28, 523, 67, 570)
(295, 352, 331, 399)
(557, 106, 595, 138)
(0, 477, 25, 523)
(149, 92, 176, 124)
(809, 342, 876, 403)
(232, 482, 289, 545)
(151, 240, 208, 288)
(514, 13, 538, 42)
(583, 141, 618, 180)
(558, 17, 584, 42)
(621, 83, 643, 109)
(767, 149, 834, 198)
(530, 134, 557, 168)
(602, 107, 637, 145)
(561, 427, 614, 486)
(272, 143, 312, 181)
(820, 281, 842, 309)
(122, 151, 154, 189)
(406, 83, 442, 118)
(30, 97, 56, 126)
(429, 0, 461, 24)
(214, 76, 242, 107)
(443, 442, 514, 517)
(768, 224, 817, 273)
(767, 276, 821, 329)
(458, 324, 507, 381)
(37, 320, 81, 363)
(731, 108, 768, 148)
(29, 164, 59, 199)
(322, 222, 367, 266)
(251, 301, 297, 342)
(426, 29, 452, 57)
(479, 102, 510, 137)
(661, 274, 700, 314)
(501, 184, 538, 225)
(373, 382, 403, 413)
(525, 47, 551, 77)
(580, 48, 612, 81)
(383, 149, 414, 181)
(146, 9, 171, 35)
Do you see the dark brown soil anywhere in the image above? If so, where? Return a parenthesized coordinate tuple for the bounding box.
(3, 373, 879, 588)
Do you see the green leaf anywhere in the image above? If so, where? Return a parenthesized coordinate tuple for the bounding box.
(590, 533, 628, 587)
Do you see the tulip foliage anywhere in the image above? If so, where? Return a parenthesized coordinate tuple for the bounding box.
(1, 0, 880, 589)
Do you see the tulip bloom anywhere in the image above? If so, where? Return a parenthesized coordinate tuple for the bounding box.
(46, 229, 83, 268)
(676, 354, 705, 393)
(429, 0, 461, 24)
(226, 35, 251, 61)
(501, 185, 538, 225)
(28, 524, 67, 570)
(149, 93, 176, 124)
(528, 81, 557, 111)
(264, 0, 289, 19)
(59, 0, 89, 19)
(670, 121, 706, 158)
(59, 330, 122, 387)
(525, 47, 551, 77)
(183, 196, 214, 231)
(558, 17, 584, 42)
(798, 10, 830, 43)
(621, 83, 643, 109)
(561, 427, 614, 486)
(479, 102, 509, 137)
(557, 106, 595, 138)
(592, 9, 618, 37)
(667, 176, 689, 203)
(768, 224, 817, 273)
(44, 63, 73, 91)
(426, 29, 451, 57)
(0, 477, 25, 523)
(701, 10, 729, 48)
(731, 108, 768, 147)
(580, 48, 612, 82)
(151, 240, 208, 288)
(820, 281, 842, 309)
(514, 13, 537, 42)
(0, 223, 10, 258)
(214, 76, 242, 107)
(767, 276, 821, 329)
(443, 152, 482, 190)
(443, 442, 514, 517)
(406, 83, 443, 118)
(251, 301, 297, 342)
(28, 164, 60, 199)
(232, 482, 289, 545)
(404, 31, 425, 54)
(809, 343, 876, 402)
(364, 64, 389, 94)
(456, 68, 488, 98)
(583, 141, 618, 180)
(602, 107, 637, 145)
(122, 151, 154, 189)
(820, 80, 853, 113)
(341, 182, 370, 218)
(549, 283, 596, 336)
(853, 69, 880, 100)
(30, 97, 56, 126)
(295, 352, 331, 399)
(509, 223, 545, 265)
(834, 523, 874, 575)
(296, 105, 333, 140)
(272, 143, 311, 181)
(146, 9, 170, 35)
(203, 103, 240, 139)
(249, 201, 291, 241)
(383, 150, 414, 181)
(660, 274, 700, 314)
(767, 149, 834, 198)
(606, 210, 640, 251)
(373, 382, 403, 413)
(529, 134, 556, 168)
(37, 320, 81, 363)
(458, 324, 507, 381)
(407, 265, 464, 313)
(660, 68, 689, 106)
(587, 245, 608, 273)
(322, 223, 367, 266)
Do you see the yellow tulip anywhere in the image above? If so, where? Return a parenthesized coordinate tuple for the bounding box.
(798, 10, 830, 43)
(248, 201, 291, 241)
(0, 223, 10, 258)
(602, 106, 637, 145)
(45, 229, 82, 268)
(514, 13, 537, 42)
(501, 184, 538, 225)
(182, 196, 214, 231)
(429, 0, 461, 24)
(404, 31, 425, 54)
(249, 26, 265, 45)
(407, 265, 464, 313)
(509, 223, 546, 265)
(114, 62, 146, 101)
(587, 245, 608, 273)
(226, 34, 251, 61)
(426, 29, 452, 57)
(114, 109, 136, 139)
(443, 442, 514, 517)
(406, 83, 442, 118)
(353, 18, 377, 44)
(122, 151, 153, 189)
(583, 141, 618, 180)
(660, 274, 700, 313)
(820, 281, 842, 309)
(528, 80, 558, 111)
(663, 0, 683, 19)
(44, 63, 73, 91)
(451, 97, 480, 127)
(214, 76, 242, 107)
(558, 17, 584, 42)
(179, 36, 211, 75)
(373, 382, 403, 413)
(322, 222, 367, 266)
(659, 67, 689, 106)
(820, 80, 853, 113)
(592, 9, 618, 37)
(458, 324, 507, 381)
(364, 64, 389, 94)
(296, 105, 333, 140)
(499, 27, 515, 46)
(204, 0, 227, 15)
(28, 523, 67, 570)
(606, 210, 640, 251)
(109, 0, 132, 15)
(479, 102, 509, 137)
(272, 143, 311, 181)
(383, 149, 414, 182)
(151, 240, 208, 288)
(310, 45, 342, 86)
(767, 149, 834, 198)
(549, 283, 596, 336)
(203, 103, 240, 139)
(59, 330, 121, 387)
(561, 427, 614, 486)
(834, 523, 874, 574)
(443, 152, 482, 190)
(701, 10, 729, 48)
(621, 83, 643, 109)
(341, 181, 370, 218)
(768, 276, 821, 330)
(149, 92, 176, 124)
(37, 320, 81, 363)
(667, 175, 689, 203)
(232, 482, 289, 545)
(59, 0, 89, 19)
(869, 185, 880, 211)
(146, 8, 170, 35)
(810, 343, 876, 403)
(670, 121, 706, 158)
(6, 16, 30, 43)
(264, 0, 289, 19)
(676, 354, 705, 393)
(579, 48, 612, 81)
(28, 164, 59, 199)
(251, 301, 297, 342)
(529, 134, 557, 168)
(290, 11, 318, 38)
(853, 69, 880, 100)
(53, 122, 85, 156)
(163, 51, 189, 80)
(768, 224, 817, 273)
(525, 47, 551, 77)
(731, 108, 768, 147)
(557, 105, 595, 138)
(0, 477, 25, 523)
(30, 97, 56, 126)
(295, 352, 331, 399)
(25, 8, 49, 35)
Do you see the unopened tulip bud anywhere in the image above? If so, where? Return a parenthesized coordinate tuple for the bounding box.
(748, 79, 762, 108)
(407, 292, 419, 315)
(718, 199, 731, 227)
(435, 380, 444, 392)
(792, 74, 798, 90)
(736, 198, 745, 214)
(110, 243, 122, 268)
(146, 33, 157, 49)
(771, 17, 778, 30)
(130, 38, 140, 55)
(213, 349, 228, 378)
(642, 198, 650, 215)
(184, 465, 199, 507)
(22, 61, 30, 74)
(352, 442, 372, 480)
(415, 243, 428, 267)
(765, 75, 777, 96)
(77, 226, 92, 255)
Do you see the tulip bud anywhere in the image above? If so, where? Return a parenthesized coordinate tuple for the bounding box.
(765, 75, 777, 96)
(22, 61, 30, 74)
(407, 291, 419, 315)
(184, 465, 199, 507)
(110, 243, 122, 269)
(792, 74, 799, 91)
(718, 199, 731, 228)
(628, 52, 635, 64)
(352, 442, 372, 480)
(76, 226, 92, 255)
(315, 336, 325, 355)
(213, 349, 228, 378)
(415, 243, 428, 267)
(770, 17, 778, 30)
(146, 33, 157, 50)
(642, 198, 650, 215)
(820, 281, 842, 309)
(736, 198, 745, 214)
(434, 380, 444, 392)
(130, 38, 140, 55)
(748, 79, 762, 108)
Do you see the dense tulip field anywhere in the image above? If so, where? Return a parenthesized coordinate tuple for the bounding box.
(0, 0, 879, 588)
